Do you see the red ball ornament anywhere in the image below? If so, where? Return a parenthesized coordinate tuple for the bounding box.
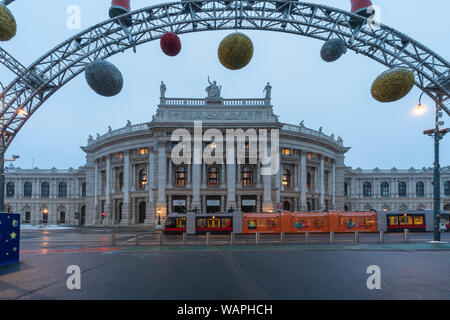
(160, 33, 181, 57)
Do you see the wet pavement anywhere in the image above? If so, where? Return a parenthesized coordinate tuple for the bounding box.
(0, 227, 449, 300)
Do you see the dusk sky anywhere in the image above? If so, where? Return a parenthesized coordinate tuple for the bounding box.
(0, 0, 448, 170)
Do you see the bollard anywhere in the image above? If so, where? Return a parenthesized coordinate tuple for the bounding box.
(111, 233, 116, 246)
(183, 232, 187, 246)
(379, 230, 384, 244)
(354, 230, 359, 245)
(305, 232, 310, 244)
(206, 232, 211, 246)
(230, 232, 234, 246)
(135, 232, 139, 246)
(329, 231, 335, 244)
(404, 229, 409, 243)
(255, 232, 259, 246)
(159, 231, 163, 246)
(280, 232, 285, 246)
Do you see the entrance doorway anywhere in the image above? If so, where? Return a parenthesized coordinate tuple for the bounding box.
(206, 196, 221, 213)
(138, 201, 146, 224)
(241, 196, 257, 213)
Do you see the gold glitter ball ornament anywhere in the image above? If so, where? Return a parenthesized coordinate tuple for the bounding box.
(371, 68, 415, 103)
(0, 5, 16, 41)
(218, 33, 254, 70)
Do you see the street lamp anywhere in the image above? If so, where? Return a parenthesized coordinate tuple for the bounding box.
(418, 91, 448, 242)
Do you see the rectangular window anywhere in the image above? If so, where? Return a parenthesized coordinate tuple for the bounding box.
(25, 211, 30, 223)
(388, 216, 398, 226)
(413, 216, 424, 225)
(60, 212, 66, 223)
(282, 148, 291, 155)
(139, 148, 148, 155)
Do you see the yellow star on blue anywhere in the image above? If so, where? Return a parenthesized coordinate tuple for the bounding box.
(10, 232, 17, 239)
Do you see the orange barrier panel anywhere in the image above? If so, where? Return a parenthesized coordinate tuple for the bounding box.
(242, 213, 281, 233)
(289, 212, 331, 233)
(329, 211, 378, 233)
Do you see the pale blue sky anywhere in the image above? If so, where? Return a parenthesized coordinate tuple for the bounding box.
(1, 0, 449, 170)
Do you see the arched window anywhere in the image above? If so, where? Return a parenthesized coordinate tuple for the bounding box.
(6, 182, 14, 197)
(207, 166, 219, 186)
(416, 182, 424, 197)
(59, 182, 67, 198)
(175, 166, 186, 186)
(398, 182, 407, 197)
(444, 181, 450, 196)
(24, 182, 32, 197)
(41, 182, 50, 197)
(363, 182, 371, 197)
(138, 169, 147, 189)
(381, 182, 389, 197)
(282, 168, 291, 188)
(81, 182, 86, 197)
(241, 166, 254, 187)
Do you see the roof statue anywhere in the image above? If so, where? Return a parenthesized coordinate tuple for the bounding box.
(263, 82, 272, 99)
(160, 81, 166, 98)
(206, 76, 222, 99)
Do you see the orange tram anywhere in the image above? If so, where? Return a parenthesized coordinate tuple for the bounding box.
(164, 211, 380, 235)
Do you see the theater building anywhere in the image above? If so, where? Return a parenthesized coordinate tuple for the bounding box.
(3, 83, 450, 226)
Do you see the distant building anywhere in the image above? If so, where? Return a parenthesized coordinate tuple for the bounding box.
(4, 84, 450, 226)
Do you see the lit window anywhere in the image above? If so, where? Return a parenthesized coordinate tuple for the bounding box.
(175, 166, 186, 186)
(282, 148, 291, 155)
(139, 148, 148, 155)
(282, 168, 291, 188)
(207, 166, 220, 186)
(307, 152, 314, 159)
(116, 152, 123, 159)
(241, 166, 254, 187)
(139, 169, 147, 189)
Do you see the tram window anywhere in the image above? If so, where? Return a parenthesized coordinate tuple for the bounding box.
(365, 217, 377, 226)
(196, 218, 207, 228)
(221, 218, 232, 228)
(413, 216, 424, 225)
(248, 220, 257, 229)
(399, 215, 413, 225)
(176, 218, 186, 228)
(207, 218, 220, 228)
(388, 216, 398, 225)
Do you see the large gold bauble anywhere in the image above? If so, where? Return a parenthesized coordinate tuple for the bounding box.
(371, 68, 415, 103)
(218, 33, 254, 70)
(0, 5, 16, 41)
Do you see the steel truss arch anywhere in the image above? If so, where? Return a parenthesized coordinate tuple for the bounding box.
(0, 0, 449, 150)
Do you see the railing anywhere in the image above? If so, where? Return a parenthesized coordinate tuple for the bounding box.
(281, 123, 344, 147)
(89, 123, 149, 145)
(161, 97, 268, 107)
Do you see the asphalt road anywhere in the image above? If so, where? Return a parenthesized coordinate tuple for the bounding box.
(0, 228, 449, 300)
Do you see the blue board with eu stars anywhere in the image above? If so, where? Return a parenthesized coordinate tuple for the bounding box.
(0, 213, 20, 266)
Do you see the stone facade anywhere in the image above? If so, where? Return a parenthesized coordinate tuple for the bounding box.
(4, 86, 450, 226)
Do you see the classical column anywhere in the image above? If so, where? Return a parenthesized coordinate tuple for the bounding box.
(299, 151, 307, 210)
(156, 141, 167, 217)
(221, 163, 226, 187)
(94, 160, 99, 224)
(220, 195, 225, 212)
(256, 194, 261, 212)
(262, 145, 273, 212)
(167, 159, 173, 188)
(121, 151, 131, 225)
(226, 162, 237, 210)
(201, 162, 207, 188)
(236, 164, 241, 189)
(192, 142, 201, 211)
(331, 161, 336, 209)
(237, 195, 241, 211)
(105, 155, 113, 225)
(144, 146, 155, 225)
(131, 162, 136, 192)
(276, 164, 281, 204)
(319, 156, 325, 210)
(187, 163, 192, 188)
(256, 161, 262, 188)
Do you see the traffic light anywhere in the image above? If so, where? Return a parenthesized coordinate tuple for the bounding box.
(102, 212, 106, 218)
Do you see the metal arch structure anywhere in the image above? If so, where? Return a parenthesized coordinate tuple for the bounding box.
(0, 0, 449, 151)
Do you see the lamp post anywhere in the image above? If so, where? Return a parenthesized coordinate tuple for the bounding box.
(418, 91, 448, 242)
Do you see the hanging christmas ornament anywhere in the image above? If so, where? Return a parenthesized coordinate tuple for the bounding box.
(371, 68, 415, 103)
(160, 33, 182, 57)
(218, 33, 254, 70)
(0, 4, 16, 41)
(320, 38, 347, 62)
(85, 60, 124, 97)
